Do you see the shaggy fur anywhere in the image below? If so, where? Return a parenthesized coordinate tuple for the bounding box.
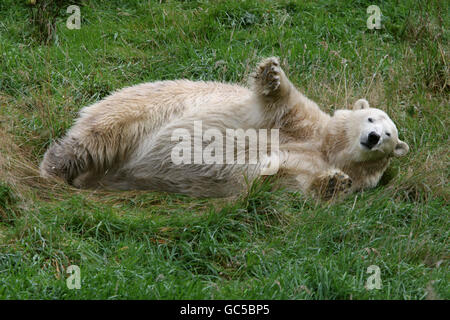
(40, 57, 409, 198)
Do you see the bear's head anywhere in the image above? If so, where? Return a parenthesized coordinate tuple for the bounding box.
(328, 99, 409, 164)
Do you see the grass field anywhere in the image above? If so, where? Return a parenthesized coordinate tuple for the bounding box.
(0, 0, 448, 299)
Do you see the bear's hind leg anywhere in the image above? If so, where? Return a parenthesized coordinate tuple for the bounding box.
(40, 136, 93, 186)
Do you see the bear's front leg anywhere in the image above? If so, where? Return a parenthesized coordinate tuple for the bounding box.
(309, 169, 353, 200)
(251, 57, 292, 99)
(276, 145, 352, 199)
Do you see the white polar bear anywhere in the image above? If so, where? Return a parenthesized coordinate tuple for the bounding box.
(40, 57, 409, 198)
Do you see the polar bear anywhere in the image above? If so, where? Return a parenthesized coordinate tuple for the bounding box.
(40, 57, 409, 198)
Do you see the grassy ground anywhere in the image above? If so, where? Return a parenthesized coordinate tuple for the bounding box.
(0, 0, 448, 299)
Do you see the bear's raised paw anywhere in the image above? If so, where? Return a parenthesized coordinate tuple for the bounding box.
(252, 57, 283, 96)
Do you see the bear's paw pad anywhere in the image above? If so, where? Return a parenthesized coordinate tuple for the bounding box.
(320, 170, 353, 199)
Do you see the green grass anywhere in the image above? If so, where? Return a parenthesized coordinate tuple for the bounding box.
(0, 0, 448, 299)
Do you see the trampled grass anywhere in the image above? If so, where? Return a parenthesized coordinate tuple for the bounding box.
(0, 0, 448, 299)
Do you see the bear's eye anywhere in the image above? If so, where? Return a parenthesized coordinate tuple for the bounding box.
(368, 118, 374, 123)
(386, 132, 391, 137)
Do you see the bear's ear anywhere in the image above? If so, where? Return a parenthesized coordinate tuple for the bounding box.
(393, 140, 409, 157)
(353, 99, 370, 110)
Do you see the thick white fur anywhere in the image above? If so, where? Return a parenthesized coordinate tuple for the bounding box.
(40, 57, 409, 198)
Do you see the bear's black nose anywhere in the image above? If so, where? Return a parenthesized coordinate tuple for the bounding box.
(367, 132, 380, 148)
